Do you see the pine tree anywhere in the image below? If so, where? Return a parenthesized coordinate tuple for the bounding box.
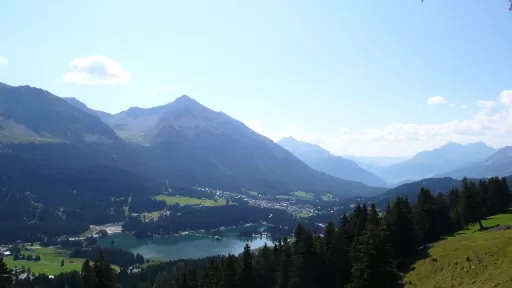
(259, 243, 276, 288)
(220, 255, 238, 288)
(368, 203, 380, 228)
(276, 239, 292, 288)
(460, 177, 485, 229)
(238, 244, 254, 288)
(331, 224, 351, 287)
(93, 249, 115, 288)
(412, 188, 438, 243)
(349, 227, 402, 288)
(499, 177, 511, 213)
(81, 259, 96, 288)
(289, 224, 315, 288)
(384, 197, 419, 265)
(0, 257, 11, 287)
(154, 271, 171, 288)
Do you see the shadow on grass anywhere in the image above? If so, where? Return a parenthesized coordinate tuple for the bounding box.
(400, 244, 431, 274)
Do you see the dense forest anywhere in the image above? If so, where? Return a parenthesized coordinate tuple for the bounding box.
(1, 176, 509, 288)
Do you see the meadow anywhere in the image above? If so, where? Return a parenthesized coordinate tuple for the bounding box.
(3, 247, 85, 276)
(405, 212, 512, 287)
(155, 195, 227, 206)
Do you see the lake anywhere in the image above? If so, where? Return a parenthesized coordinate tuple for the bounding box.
(99, 234, 272, 261)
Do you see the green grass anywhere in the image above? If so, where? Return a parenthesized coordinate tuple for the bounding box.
(155, 195, 227, 206)
(142, 210, 164, 220)
(3, 247, 85, 276)
(321, 194, 334, 201)
(292, 191, 313, 199)
(405, 212, 512, 288)
(247, 191, 258, 196)
(276, 195, 291, 200)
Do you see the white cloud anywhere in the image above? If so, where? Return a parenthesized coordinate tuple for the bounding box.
(63, 55, 132, 85)
(246, 90, 512, 157)
(461, 104, 468, 109)
(427, 96, 447, 105)
(0, 57, 8, 64)
(500, 90, 512, 107)
(477, 100, 496, 109)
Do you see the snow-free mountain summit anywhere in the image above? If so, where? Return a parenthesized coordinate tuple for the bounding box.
(0, 83, 385, 198)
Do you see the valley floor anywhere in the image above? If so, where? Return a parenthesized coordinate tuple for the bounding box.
(405, 212, 512, 288)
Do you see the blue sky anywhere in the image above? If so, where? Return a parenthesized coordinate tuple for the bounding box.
(1, 0, 512, 156)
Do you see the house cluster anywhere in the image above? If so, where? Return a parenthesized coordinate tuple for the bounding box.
(0, 247, 11, 257)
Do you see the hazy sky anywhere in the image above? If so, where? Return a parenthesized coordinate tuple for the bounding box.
(1, 0, 512, 157)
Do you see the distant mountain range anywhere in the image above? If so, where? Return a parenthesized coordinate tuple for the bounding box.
(377, 142, 497, 184)
(437, 146, 512, 179)
(369, 175, 512, 209)
(277, 137, 389, 187)
(343, 155, 409, 175)
(0, 82, 385, 199)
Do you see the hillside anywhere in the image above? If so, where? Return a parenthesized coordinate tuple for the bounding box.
(97, 95, 385, 197)
(0, 83, 385, 197)
(405, 212, 512, 287)
(278, 137, 389, 187)
(371, 175, 512, 208)
(379, 142, 496, 184)
(438, 146, 512, 179)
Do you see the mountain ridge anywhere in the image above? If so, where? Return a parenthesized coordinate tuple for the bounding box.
(378, 141, 496, 184)
(0, 82, 385, 198)
(277, 137, 389, 187)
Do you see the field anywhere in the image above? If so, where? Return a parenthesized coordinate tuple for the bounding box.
(3, 247, 85, 276)
(155, 195, 227, 206)
(292, 191, 314, 199)
(405, 212, 512, 288)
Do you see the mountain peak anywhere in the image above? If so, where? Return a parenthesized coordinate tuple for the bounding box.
(172, 95, 200, 105)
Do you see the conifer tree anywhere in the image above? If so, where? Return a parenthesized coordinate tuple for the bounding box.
(238, 244, 254, 288)
(384, 197, 419, 265)
(259, 243, 276, 288)
(0, 257, 11, 287)
(81, 259, 96, 288)
(276, 238, 292, 288)
(154, 271, 171, 288)
(368, 203, 380, 228)
(349, 227, 402, 288)
(460, 177, 485, 229)
(93, 249, 115, 288)
(221, 255, 238, 288)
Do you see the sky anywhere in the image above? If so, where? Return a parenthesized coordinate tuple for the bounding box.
(1, 0, 512, 157)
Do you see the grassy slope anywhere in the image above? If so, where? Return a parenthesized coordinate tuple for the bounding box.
(155, 195, 227, 206)
(405, 213, 512, 288)
(4, 247, 85, 276)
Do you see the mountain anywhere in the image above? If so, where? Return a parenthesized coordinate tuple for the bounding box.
(344, 155, 409, 174)
(104, 95, 385, 197)
(437, 146, 512, 179)
(0, 83, 385, 198)
(378, 142, 496, 184)
(371, 174, 512, 209)
(278, 137, 389, 187)
(64, 97, 112, 120)
(371, 177, 461, 207)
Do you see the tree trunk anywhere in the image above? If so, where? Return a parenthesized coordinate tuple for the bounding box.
(478, 220, 484, 230)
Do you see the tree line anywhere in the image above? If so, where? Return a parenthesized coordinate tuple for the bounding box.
(0, 176, 510, 288)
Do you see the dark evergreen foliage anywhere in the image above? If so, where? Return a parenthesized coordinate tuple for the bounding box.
(3, 176, 511, 288)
